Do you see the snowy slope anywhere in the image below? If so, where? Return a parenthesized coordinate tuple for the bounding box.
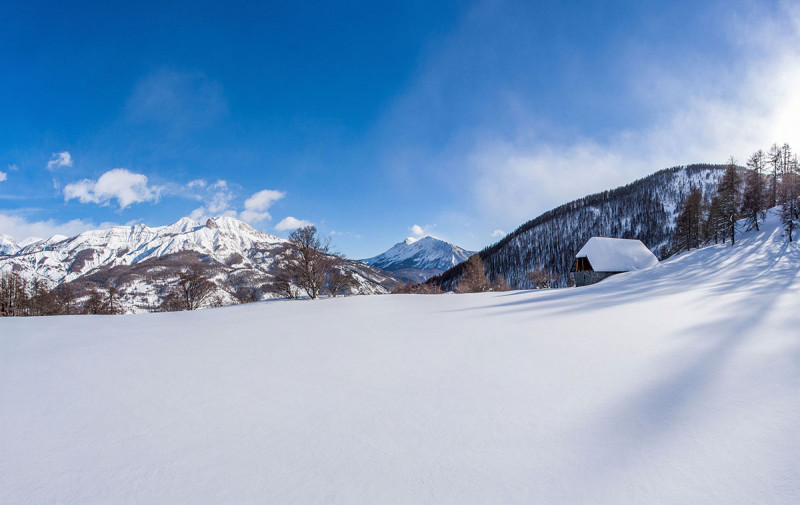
(1, 210, 798, 504)
(0, 234, 19, 255)
(362, 236, 474, 282)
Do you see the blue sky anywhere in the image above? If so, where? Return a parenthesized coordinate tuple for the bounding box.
(1, 0, 799, 257)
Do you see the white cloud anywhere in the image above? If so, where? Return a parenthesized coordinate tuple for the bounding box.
(275, 216, 313, 231)
(408, 224, 438, 240)
(491, 229, 505, 238)
(0, 171, 6, 182)
(187, 179, 207, 189)
(185, 180, 237, 220)
(7, 164, 19, 171)
(468, 5, 800, 225)
(207, 180, 235, 214)
(47, 151, 73, 171)
(63, 168, 160, 209)
(0, 213, 115, 241)
(240, 189, 285, 223)
(188, 207, 206, 220)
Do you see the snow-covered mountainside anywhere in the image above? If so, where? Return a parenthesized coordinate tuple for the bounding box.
(1, 209, 797, 504)
(433, 163, 729, 289)
(0, 234, 19, 255)
(0, 217, 399, 311)
(361, 236, 474, 282)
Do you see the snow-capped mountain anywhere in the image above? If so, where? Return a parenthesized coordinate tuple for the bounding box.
(2, 217, 284, 285)
(0, 234, 19, 255)
(361, 236, 474, 283)
(0, 216, 399, 311)
(431, 163, 731, 289)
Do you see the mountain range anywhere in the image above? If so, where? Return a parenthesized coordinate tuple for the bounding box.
(0, 217, 399, 312)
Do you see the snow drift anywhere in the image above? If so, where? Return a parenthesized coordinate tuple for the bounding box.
(1, 210, 798, 504)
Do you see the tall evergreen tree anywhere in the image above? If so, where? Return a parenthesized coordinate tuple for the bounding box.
(742, 150, 766, 231)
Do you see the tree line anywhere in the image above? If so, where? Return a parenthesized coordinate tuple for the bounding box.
(0, 272, 121, 316)
(672, 143, 799, 253)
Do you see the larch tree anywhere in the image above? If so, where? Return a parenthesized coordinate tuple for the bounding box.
(767, 143, 781, 208)
(742, 150, 766, 231)
(717, 159, 742, 245)
(779, 153, 800, 242)
(456, 254, 490, 293)
(672, 188, 704, 253)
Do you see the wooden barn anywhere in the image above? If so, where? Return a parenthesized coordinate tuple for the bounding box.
(574, 237, 658, 287)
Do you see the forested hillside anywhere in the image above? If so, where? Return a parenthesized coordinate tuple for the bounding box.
(431, 164, 727, 289)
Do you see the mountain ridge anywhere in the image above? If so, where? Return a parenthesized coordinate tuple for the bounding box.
(0, 216, 400, 312)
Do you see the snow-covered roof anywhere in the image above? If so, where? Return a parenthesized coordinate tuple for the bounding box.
(576, 237, 658, 272)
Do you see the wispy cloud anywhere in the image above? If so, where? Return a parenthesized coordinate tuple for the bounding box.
(275, 216, 313, 231)
(491, 229, 505, 238)
(47, 151, 72, 171)
(470, 5, 800, 224)
(0, 171, 6, 182)
(63, 168, 161, 209)
(125, 68, 228, 131)
(0, 212, 116, 241)
(240, 189, 286, 223)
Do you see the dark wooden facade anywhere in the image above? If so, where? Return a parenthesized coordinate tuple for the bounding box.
(574, 257, 622, 287)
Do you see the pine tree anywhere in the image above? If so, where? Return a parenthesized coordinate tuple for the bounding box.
(742, 150, 766, 231)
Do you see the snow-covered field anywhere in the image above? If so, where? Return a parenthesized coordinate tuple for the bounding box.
(2, 211, 798, 504)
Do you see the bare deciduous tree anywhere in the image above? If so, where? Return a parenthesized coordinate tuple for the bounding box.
(526, 268, 558, 289)
(742, 150, 766, 231)
(280, 226, 341, 299)
(717, 158, 742, 245)
(392, 281, 443, 294)
(456, 255, 490, 293)
(671, 188, 704, 253)
(325, 266, 357, 297)
(162, 266, 216, 311)
(490, 275, 511, 292)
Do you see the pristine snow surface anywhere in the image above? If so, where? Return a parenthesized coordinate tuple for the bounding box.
(2, 211, 799, 504)
(576, 237, 659, 272)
